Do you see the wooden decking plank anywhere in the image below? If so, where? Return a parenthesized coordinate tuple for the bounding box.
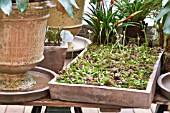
(82, 108, 99, 113)
(24, 106, 33, 113)
(120, 109, 134, 113)
(151, 104, 157, 113)
(0, 105, 7, 113)
(100, 108, 120, 112)
(5, 105, 25, 113)
(41, 106, 46, 113)
(133, 108, 152, 113)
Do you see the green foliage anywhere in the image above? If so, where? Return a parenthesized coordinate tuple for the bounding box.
(83, 0, 145, 45)
(45, 27, 74, 46)
(0, 0, 29, 15)
(57, 44, 161, 90)
(45, 27, 62, 46)
(16, 0, 29, 13)
(156, 1, 170, 35)
(0, 0, 12, 15)
(58, 0, 79, 18)
(115, 0, 162, 22)
(83, 0, 131, 45)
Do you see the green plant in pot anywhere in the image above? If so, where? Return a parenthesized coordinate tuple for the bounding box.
(0, 0, 56, 102)
(49, 0, 163, 108)
(47, 0, 86, 36)
(38, 27, 74, 73)
(114, 0, 162, 45)
(83, 0, 140, 45)
(156, 0, 170, 72)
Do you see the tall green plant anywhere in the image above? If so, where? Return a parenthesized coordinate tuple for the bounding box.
(156, 1, 170, 35)
(115, 0, 162, 22)
(156, 0, 170, 50)
(83, 0, 140, 45)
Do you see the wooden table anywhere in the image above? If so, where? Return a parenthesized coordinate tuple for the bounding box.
(0, 91, 168, 113)
(0, 59, 169, 113)
(153, 91, 170, 113)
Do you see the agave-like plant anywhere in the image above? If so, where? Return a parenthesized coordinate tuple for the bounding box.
(58, 0, 79, 18)
(0, 0, 79, 18)
(0, 0, 29, 15)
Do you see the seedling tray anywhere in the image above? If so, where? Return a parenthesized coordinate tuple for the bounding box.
(49, 49, 163, 108)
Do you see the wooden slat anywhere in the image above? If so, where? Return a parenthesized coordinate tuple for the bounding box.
(100, 108, 120, 112)
(41, 106, 46, 113)
(168, 105, 170, 111)
(150, 104, 157, 113)
(24, 106, 33, 113)
(133, 108, 152, 113)
(5, 105, 24, 113)
(0, 105, 7, 113)
(11, 96, 121, 109)
(154, 92, 170, 105)
(120, 109, 134, 113)
(71, 107, 75, 113)
(82, 108, 99, 113)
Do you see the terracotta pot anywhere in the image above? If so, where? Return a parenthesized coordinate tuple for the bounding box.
(0, 1, 55, 90)
(125, 22, 148, 45)
(38, 45, 67, 73)
(47, 0, 85, 36)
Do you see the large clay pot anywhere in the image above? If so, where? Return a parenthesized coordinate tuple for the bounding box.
(0, 1, 55, 90)
(125, 22, 148, 45)
(47, 0, 85, 36)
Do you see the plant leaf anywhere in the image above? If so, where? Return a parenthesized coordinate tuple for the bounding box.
(16, 0, 29, 13)
(156, 5, 170, 21)
(70, 0, 79, 9)
(163, 12, 170, 34)
(58, 0, 74, 18)
(0, 0, 12, 15)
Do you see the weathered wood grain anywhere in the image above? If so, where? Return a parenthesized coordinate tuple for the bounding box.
(82, 108, 99, 113)
(24, 106, 33, 113)
(133, 108, 152, 113)
(5, 105, 24, 113)
(0, 105, 7, 113)
(120, 109, 134, 113)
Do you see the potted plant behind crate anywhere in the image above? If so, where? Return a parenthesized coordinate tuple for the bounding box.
(114, 0, 162, 45)
(156, 0, 170, 78)
(49, 0, 163, 108)
(38, 27, 74, 73)
(0, 0, 57, 103)
(47, 0, 86, 36)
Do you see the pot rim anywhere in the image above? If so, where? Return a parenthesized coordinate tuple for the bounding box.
(157, 72, 170, 92)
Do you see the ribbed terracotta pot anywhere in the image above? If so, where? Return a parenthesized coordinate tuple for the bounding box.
(0, 1, 55, 90)
(47, 0, 85, 36)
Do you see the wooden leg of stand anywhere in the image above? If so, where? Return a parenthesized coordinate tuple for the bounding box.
(155, 105, 168, 113)
(31, 106, 42, 113)
(74, 107, 83, 113)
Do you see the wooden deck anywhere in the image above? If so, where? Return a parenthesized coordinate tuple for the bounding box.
(0, 104, 166, 113)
